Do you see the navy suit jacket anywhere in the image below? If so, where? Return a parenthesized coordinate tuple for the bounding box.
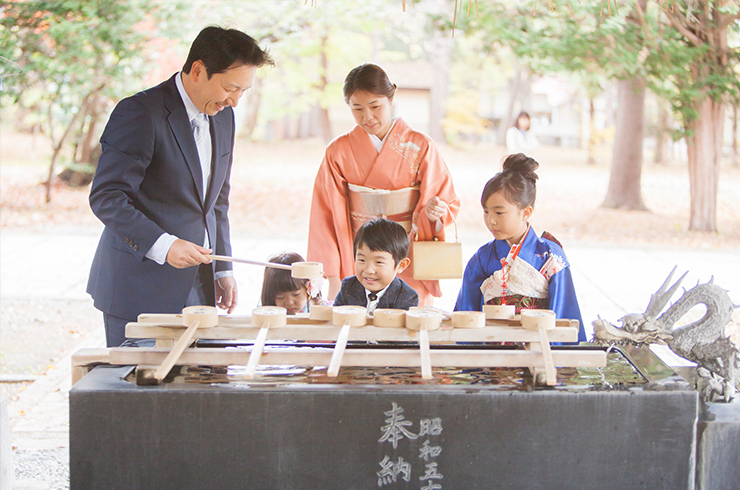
(333, 276, 419, 310)
(87, 74, 234, 319)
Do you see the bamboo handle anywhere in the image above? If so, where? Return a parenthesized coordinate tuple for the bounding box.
(244, 323, 270, 379)
(327, 323, 351, 377)
(154, 320, 200, 381)
(419, 326, 433, 379)
(206, 255, 291, 270)
(538, 324, 557, 386)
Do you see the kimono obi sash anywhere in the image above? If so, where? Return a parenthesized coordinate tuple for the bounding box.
(481, 256, 550, 305)
(480, 244, 566, 311)
(347, 183, 420, 234)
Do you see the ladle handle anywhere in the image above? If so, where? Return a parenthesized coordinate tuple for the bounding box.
(327, 323, 351, 377)
(538, 324, 557, 386)
(154, 320, 200, 381)
(245, 323, 270, 379)
(206, 255, 291, 270)
(419, 326, 432, 380)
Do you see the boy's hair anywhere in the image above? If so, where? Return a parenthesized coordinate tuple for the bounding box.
(260, 252, 307, 307)
(353, 218, 409, 266)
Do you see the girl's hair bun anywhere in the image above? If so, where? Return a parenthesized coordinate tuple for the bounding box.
(481, 153, 540, 210)
(502, 153, 539, 183)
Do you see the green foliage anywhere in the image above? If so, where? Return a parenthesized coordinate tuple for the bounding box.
(0, 0, 185, 155)
(445, 0, 739, 138)
(210, 0, 438, 121)
(443, 30, 507, 142)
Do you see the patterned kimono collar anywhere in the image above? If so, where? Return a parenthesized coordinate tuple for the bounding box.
(367, 117, 400, 153)
(494, 224, 537, 267)
(347, 118, 421, 190)
(501, 225, 531, 268)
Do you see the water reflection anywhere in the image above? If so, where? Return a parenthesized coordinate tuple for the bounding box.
(159, 349, 646, 390)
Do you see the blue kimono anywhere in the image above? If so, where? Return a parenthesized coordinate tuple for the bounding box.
(455, 227, 586, 342)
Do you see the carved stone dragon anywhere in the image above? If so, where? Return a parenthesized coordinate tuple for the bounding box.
(592, 267, 739, 402)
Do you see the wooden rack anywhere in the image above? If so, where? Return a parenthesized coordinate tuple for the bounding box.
(72, 312, 606, 386)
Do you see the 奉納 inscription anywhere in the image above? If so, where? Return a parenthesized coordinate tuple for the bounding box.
(376, 402, 444, 488)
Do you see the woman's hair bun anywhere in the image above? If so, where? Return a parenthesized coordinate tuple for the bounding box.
(502, 153, 539, 182)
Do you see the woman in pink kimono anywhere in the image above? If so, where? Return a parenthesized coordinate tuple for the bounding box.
(308, 64, 460, 305)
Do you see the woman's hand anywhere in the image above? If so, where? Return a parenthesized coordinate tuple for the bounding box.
(424, 196, 449, 222)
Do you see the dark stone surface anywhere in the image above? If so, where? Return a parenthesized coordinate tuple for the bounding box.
(70, 364, 700, 490)
(696, 399, 740, 490)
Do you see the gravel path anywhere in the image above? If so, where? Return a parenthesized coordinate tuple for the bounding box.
(13, 449, 69, 489)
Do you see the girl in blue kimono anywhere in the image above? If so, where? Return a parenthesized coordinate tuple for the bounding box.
(454, 153, 586, 342)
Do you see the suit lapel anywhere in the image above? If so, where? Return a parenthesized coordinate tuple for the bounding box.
(163, 76, 205, 206)
(349, 278, 367, 306)
(378, 278, 401, 309)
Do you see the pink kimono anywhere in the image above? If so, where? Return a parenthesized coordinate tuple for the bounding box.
(308, 118, 460, 305)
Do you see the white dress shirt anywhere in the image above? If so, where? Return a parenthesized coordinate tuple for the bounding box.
(365, 283, 391, 314)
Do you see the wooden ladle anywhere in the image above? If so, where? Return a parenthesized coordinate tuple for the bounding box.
(406, 309, 442, 380)
(521, 309, 557, 386)
(206, 255, 323, 279)
(327, 306, 367, 377)
(245, 306, 287, 379)
(153, 305, 218, 382)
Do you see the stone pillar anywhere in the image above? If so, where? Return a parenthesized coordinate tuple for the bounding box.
(0, 396, 13, 489)
(696, 400, 740, 489)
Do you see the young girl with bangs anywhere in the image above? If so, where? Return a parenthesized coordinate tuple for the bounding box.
(261, 252, 325, 315)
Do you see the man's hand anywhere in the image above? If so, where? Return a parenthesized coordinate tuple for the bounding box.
(165, 239, 212, 268)
(424, 196, 449, 222)
(215, 276, 238, 314)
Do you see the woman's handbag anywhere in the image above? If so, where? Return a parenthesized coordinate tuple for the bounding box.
(412, 217, 463, 280)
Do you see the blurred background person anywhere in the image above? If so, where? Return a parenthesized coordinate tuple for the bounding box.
(506, 111, 540, 155)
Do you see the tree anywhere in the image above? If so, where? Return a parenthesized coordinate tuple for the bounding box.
(603, 77, 649, 209)
(471, 1, 655, 209)
(452, 0, 740, 229)
(657, 0, 740, 231)
(0, 0, 184, 202)
(193, 0, 453, 143)
(600, 0, 650, 210)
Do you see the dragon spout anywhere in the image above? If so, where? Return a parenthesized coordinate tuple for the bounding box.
(592, 268, 739, 402)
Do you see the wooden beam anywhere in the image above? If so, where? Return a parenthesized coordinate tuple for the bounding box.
(126, 323, 579, 343)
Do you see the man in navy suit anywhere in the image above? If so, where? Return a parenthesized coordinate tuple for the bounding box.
(87, 27, 273, 346)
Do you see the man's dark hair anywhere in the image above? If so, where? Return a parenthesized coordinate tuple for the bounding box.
(353, 218, 409, 266)
(182, 26, 274, 77)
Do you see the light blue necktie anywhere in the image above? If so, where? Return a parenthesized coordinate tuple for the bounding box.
(191, 115, 211, 249)
(191, 115, 211, 203)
